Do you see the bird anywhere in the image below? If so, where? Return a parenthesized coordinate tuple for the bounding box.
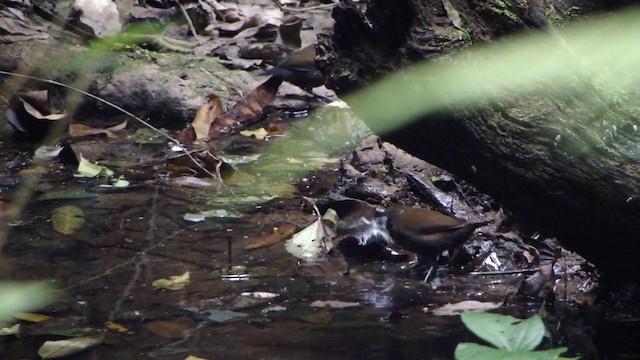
(261, 44, 325, 92)
(381, 206, 492, 281)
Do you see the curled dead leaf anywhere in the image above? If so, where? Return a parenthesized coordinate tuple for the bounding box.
(166, 151, 234, 178)
(231, 76, 281, 122)
(245, 223, 296, 250)
(6, 90, 69, 142)
(69, 120, 127, 139)
(192, 95, 223, 140)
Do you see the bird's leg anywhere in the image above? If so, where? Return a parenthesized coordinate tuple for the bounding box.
(423, 265, 435, 282)
(422, 254, 442, 282)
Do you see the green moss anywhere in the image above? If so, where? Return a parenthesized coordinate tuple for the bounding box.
(487, 0, 520, 22)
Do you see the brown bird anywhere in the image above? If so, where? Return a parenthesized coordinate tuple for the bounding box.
(382, 206, 491, 280)
(262, 44, 325, 92)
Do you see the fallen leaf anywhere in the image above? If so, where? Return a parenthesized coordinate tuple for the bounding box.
(105, 321, 128, 333)
(6, 91, 69, 141)
(152, 271, 190, 290)
(38, 335, 103, 359)
(266, 122, 285, 136)
(20, 98, 67, 121)
(192, 95, 223, 140)
(240, 291, 279, 299)
(166, 151, 234, 178)
(285, 209, 337, 261)
(14, 312, 52, 323)
(245, 223, 296, 250)
(240, 128, 268, 140)
(203, 309, 246, 323)
(0, 10, 49, 43)
(298, 310, 333, 324)
(33, 145, 64, 161)
(310, 300, 360, 309)
(75, 156, 114, 177)
(0, 324, 20, 336)
(98, 177, 129, 188)
(69, 120, 127, 139)
(429, 300, 503, 316)
(51, 206, 85, 235)
(183, 209, 243, 222)
(261, 305, 287, 314)
(185, 356, 208, 360)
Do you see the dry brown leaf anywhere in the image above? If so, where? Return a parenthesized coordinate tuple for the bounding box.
(166, 151, 234, 178)
(177, 75, 281, 141)
(69, 120, 126, 139)
(6, 90, 70, 141)
(175, 127, 196, 144)
(235, 76, 281, 119)
(192, 95, 223, 140)
(208, 113, 244, 139)
(267, 122, 285, 136)
(245, 223, 296, 250)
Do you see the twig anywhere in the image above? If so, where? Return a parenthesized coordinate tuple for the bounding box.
(173, 0, 202, 45)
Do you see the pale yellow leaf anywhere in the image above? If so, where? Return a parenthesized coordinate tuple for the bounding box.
(152, 271, 190, 290)
(38, 336, 103, 359)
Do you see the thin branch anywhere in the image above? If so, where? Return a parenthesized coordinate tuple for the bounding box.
(173, 0, 202, 45)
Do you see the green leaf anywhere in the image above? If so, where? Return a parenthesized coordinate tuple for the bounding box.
(76, 155, 114, 178)
(51, 205, 85, 235)
(460, 312, 545, 352)
(455, 343, 568, 360)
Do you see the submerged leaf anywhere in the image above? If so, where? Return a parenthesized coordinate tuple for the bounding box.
(51, 206, 85, 235)
(38, 335, 103, 359)
(310, 300, 360, 309)
(245, 223, 296, 250)
(202, 309, 246, 323)
(14, 312, 53, 323)
(152, 271, 190, 290)
(105, 321, 128, 333)
(183, 209, 243, 222)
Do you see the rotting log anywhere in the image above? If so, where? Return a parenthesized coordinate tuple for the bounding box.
(318, 0, 640, 281)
